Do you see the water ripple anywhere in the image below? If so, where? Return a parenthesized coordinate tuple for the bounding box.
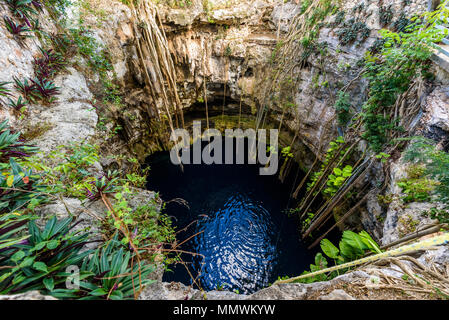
(192, 192, 279, 294)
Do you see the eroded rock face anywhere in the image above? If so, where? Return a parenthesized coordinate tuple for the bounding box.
(419, 85, 449, 150)
(26, 67, 98, 154)
(147, 0, 428, 160)
(381, 157, 440, 245)
(0, 6, 55, 123)
(380, 83, 449, 245)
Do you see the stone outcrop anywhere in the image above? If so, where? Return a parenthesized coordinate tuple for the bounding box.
(141, 244, 449, 300)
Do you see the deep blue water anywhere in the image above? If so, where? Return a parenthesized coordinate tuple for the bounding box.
(145, 144, 320, 294)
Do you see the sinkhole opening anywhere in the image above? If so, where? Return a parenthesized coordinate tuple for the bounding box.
(145, 137, 332, 294)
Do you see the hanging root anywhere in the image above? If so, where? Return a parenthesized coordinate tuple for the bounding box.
(364, 255, 449, 298)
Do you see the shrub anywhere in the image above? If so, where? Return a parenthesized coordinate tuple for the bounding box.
(0, 217, 92, 295)
(6, 96, 27, 113)
(361, 6, 447, 151)
(404, 137, 449, 202)
(73, 237, 155, 300)
(31, 77, 60, 102)
(0, 120, 38, 162)
(286, 230, 381, 283)
(1, 228, 154, 299)
(3, 16, 32, 40)
(33, 48, 66, 79)
(5, 0, 38, 27)
(13, 77, 39, 103)
(334, 91, 352, 126)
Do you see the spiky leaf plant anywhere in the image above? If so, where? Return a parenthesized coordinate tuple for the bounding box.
(75, 236, 155, 300)
(12, 76, 39, 103)
(7, 96, 27, 113)
(0, 81, 11, 98)
(0, 217, 93, 295)
(0, 120, 38, 162)
(5, 0, 38, 27)
(31, 77, 59, 102)
(33, 48, 66, 79)
(3, 16, 32, 40)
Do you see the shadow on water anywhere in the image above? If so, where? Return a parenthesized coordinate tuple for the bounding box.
(145, 139, 326, 294)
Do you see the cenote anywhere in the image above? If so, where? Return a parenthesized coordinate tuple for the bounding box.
(145, 138, 328, 294)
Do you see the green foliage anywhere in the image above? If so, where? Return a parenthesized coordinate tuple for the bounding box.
(30, 142, 101, 198)
(104, 186, 175, 255)
(72, 237, 155, 300)
(397, 164, 438, 203)
(0, 135, 170, 299)
(307, 136, 346, 192)
(5, 0, 38, 25)
(3, 16, 32, 41)
(403, 137, 449, 203)
(334, 91, 352, 126)
(281, 146, 293, 159)
(361, 5, 448, 151)
(0, 120, 47, 268)
(306, 136, 353, 200)
(0, 217, 92, 295)
(329, 10, 345, 28)
(379, 5, 394, 26)
(336, 19, 370, 46)
(0, 157, 47, 213)
(69, 27, 112, 75)
(13, 77, 40, 104)
(0, 81, 12, 100)
(0, 120, 38, 161)
(425, 207, 449, 224)
(393, 13, 412, 32)
(294, 253, 329, 283)
(301, 212, 315, 230)
(0, 217, 155, 299)
(375, 152, 391, 163)
(323, 164, 352, 197)
(291, 230, 381, 283)
(7, 96, 27, 114)
(300, 0, 311, 15)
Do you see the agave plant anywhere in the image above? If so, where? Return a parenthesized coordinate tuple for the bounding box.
(31, 77, 59, 101)
(33, 48, 66, 78)
(3, 16, 31, 40)
(13, 76, 39, 103)
(0, 217, 93, 295)
(5, 0, 38, 27)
